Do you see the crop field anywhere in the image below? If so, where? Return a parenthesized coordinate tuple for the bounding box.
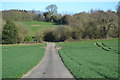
(2, 44, 46, 78)
(58, 38, 118, 78)
(18, 21, 58, 36)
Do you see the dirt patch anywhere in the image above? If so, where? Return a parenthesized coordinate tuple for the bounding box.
(42, 47, 46, 49)
(31, 25, 41, 26)
(56, 46, 62, 50)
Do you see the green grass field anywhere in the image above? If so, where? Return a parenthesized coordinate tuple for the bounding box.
(18, 21, 58, 36)
(2, 44, 46, 78)
(58, 38, 118, 78)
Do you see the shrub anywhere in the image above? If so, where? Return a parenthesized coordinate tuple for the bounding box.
(2, 20, 19, 44)
(43, 28, 55, 42)
(15, 22, 29, 43)
(36, 32, 44, 42)
(24, 36, 32, 42)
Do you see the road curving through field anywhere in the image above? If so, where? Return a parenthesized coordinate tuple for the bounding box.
(23, 43, 74, 78)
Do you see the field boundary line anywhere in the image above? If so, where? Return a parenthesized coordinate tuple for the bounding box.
(57, 47, 75, 79)
(21, 46, 46, 78)
(1, 42, 47, 46)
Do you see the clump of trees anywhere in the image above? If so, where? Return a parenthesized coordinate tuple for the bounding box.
(43, 4, 63, 24)
(2, 20, 31, 44)
(38, 4, 118, 42)
(43, 4, 57, 22)
(2, 20, 19, 44)
(41, 9, 118, 42)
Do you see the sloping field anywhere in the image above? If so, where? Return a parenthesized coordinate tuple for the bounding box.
(58, 38, 118, 78)
(18, 21, 58, 36)
(2, 44, 46, 78)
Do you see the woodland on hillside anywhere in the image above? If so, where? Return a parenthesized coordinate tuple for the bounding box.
(1, 3, 120, 44)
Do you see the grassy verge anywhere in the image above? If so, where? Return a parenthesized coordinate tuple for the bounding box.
(2, 43, 46, 78)
(58, 38, 118, 78)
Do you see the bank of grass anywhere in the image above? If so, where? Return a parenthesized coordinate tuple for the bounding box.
(2, 43, 46, 78)
(18, 21, 58, 36)
(58, 38, 118, 78)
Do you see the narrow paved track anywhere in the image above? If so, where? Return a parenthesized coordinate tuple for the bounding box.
(23, 43, 73, 78)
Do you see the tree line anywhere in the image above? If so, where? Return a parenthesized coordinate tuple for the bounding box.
(1, 3, 120, 44)
(39, 6, 119, 42)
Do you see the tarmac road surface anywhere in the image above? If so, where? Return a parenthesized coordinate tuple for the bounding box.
(23, 43, 74, 78)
